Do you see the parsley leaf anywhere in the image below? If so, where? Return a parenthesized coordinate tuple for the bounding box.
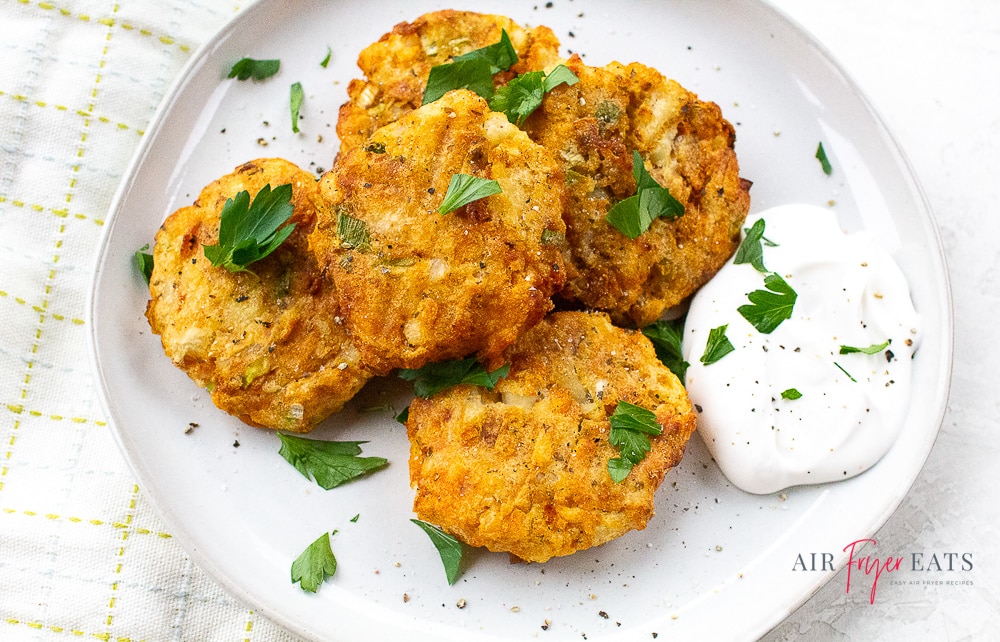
(228, 57, 280, 81)
(320, 46, 332, 68)
(411, 519, 464, 585)
(606, 151, 684, 239)
(277, 433, 388, 490)
(395, 406, 409, 425)
(488, 70, 545, 125)
(641, 318, 689, 383)
(734, 218, 769, 273)
(781, 388, 803, 400)
(422, 30, 518, 104)
(452, 29, 518, 74)
(399, 356, 509, 398)
(738, 273, 797, 334)
(134, 245, 153, 285)
(542, 64, 580, 92)
(816, 141, 833, 175)
(437, 174, 502, 214)
(424, 58, 496, 104)
(607, 401, 662, 483)
(202, 184, 297, 273)
(291, 531, 337, 592)
(488, 64, 579, 126)
(290, 81, 304, 133)
(839, 339, 891, 355)
(604, 194, 645, 238)
(701, 324, 735, 365)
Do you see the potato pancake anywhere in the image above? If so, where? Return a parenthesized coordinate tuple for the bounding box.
(145, 158, 371, 432)
(407, 310, 696, 563)
(337, 9, 561, 153)
(522, 55, 751, 326)
(311, 89, 567, 375)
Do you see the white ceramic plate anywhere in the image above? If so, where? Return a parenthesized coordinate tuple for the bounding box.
(88, 1, 953, 640)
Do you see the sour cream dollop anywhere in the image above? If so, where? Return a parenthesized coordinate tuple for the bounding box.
(683, 204, 920, 494)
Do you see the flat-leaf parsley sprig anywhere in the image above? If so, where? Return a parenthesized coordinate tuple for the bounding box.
(641, 318, 689, 383)
(437, 174, 502, 215)
(737, 272, 797, 334)
(134, 244, 154, 284)
(488, 64, 579, 126)
(701, 324, 735, 365)
(839, 339, 891, 355)
(202, 183, 297, 273)
(733, 218, 777, 273)
(291, 531, 338, 592)
(227, 57, 280, 81)
(412, 519, 464, 585)
(606, 151, 684, 239)
(607, 401, 663, 483)
(399, 356, 509, 398)
(277, 433, 388, 490)
(422, 30, 518, 104)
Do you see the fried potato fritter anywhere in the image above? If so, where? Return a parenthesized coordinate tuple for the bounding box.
(311, 90, 567, 375)
(522, 56, 751, 326)
(145, 158, 372, 432)
(407, 311, 697, 563)
(337, 9, 562, 153)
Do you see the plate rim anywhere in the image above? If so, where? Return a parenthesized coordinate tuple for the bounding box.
(85, 0, 955, 640)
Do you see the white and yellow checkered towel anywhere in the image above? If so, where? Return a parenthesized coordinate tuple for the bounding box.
(0, 1, 298, 639)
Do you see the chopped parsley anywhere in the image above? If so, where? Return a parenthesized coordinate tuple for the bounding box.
(422, 30, 518, 104)
(290, 81, 304, 133)
(738, 273, 797, 334)
(701, 324, 735, 365)
(412, 519, 464, 584)
(606, 151, 684, 239)
(839, 339, 891, 355)
(202, 184, 296, 273)
(291, 531, 337, 592)
(336, 210, 371, 251)
(816, 141, 833, 175)
(488, 64, 579, 126)
(277, 433, 387, 490)
(399, 356, 509, 398)
(227, 57, 280, 81)
(320, 46, 332, 68)
(641, 318, 689, 383)
(781, 388, 803, 400)
(607, 401, 662, 483)
(733, 218, 771, 273)
(395, 406, 409, 425)
(834, 361, 857, 382)
(134, 244, 153, 284)
(437, 174, 502, 215)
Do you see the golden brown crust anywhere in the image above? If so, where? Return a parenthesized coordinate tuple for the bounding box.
(407, 310, 697, 562)
(145, 158, 372, 432)
(522, 56, 751, 326)
(336, 9, 562, 154)
(311, 90, 567, 375)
